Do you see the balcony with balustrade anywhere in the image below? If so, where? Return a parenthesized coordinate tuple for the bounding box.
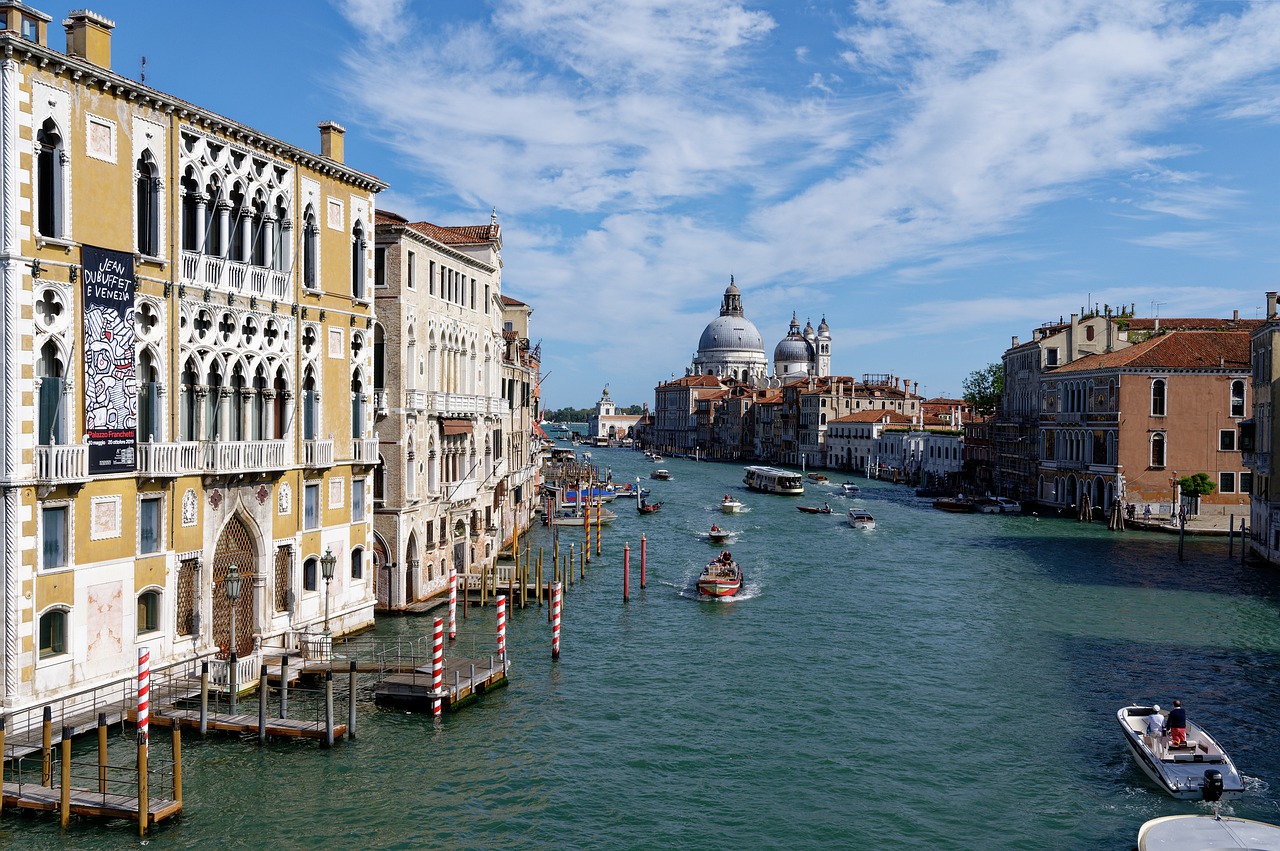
(136, 441, 202, 477)
(34, 443, 89, 484)
(373, 389, 388, 417)
(303, 439, 335, 470)
(405, 389, 426, 413)
(445, 478, 478, 504)
(426, 392, 500, 417)
(181, 251, 290, 300)
(203, 440, 289, 475)
(348, 437, 380, 466)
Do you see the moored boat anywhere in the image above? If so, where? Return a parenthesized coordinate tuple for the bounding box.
(847, 510, 875, 530)
(976, 496, 1021, 514)
(932, 496, 977, 513)
(1138, 814, 1280, 850)
(697, 553, 742, 597)
(544, 506, 619, 527)
(720, 495, 743, 513)
(1117, 704, 1244, 800)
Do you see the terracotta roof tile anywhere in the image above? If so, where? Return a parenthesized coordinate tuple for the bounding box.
(828, 410, 914, 425)
(1051, 331, 1249, 372)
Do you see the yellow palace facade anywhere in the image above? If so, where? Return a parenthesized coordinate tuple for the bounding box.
(0, 4, 386, 710)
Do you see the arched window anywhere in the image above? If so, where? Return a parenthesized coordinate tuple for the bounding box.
(1151, 432, 1166, 468)
(37, 341, 66, 445)
(303, 556, 318, 592)
(39, 609, 67, 658)
(373, 324, 385, 391)
(36, 118, 63, 239)
(373, 456, 385, 506)
(273, 367, 288, 440)
(180, 358, 199, 441)
(302, 205, 318, 289)
(230, 363, 246, 441)
(138, 349, 161, 442)
(137, 590, 160, 634)
(1231, 380, 1246, 418)
(302, 370, 319, 441)
(251, 195, 268, 267)
(272, 196, 290, 272)
(252, 365, 268, 441)
(1151, 379, 1166, 417)
(351, 548, 364, 580)
(351, 375, 364, 439)
(136, 153, 160, 256)
(181, 172, 201, 251)
(351, 221, 366, 300)
(205, 360, 223, 440)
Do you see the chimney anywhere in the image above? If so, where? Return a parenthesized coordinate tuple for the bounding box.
(1012, 335, 1019, 347)
(63, 10, 114, 69)
(1269, 292, 1278, 321)
(319, 120, 346, 163)
(1233, 309, 1239, 322)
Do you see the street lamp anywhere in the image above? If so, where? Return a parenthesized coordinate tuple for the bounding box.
(320, 547, 337, 634)
(225, 564, 242, 712)
(224, 564, 242, 656)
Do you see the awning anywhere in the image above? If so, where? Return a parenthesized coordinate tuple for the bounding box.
(441, 418, 472, 435)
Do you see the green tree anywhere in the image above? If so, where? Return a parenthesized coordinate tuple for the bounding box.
(1177, 473, 1216, 498)
(962, 363, 1004, 416)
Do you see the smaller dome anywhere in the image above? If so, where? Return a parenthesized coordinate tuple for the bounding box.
(817, 316, 830, 335)
(774, 336, 811, 364)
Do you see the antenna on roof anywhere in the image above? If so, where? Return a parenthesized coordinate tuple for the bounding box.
(140, 55, 146, 84)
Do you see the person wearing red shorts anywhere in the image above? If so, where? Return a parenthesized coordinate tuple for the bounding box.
(1166, 699, 1187, 747)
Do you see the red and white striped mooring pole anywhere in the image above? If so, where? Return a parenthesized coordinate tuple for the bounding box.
(137, 646, 150, 747)
(448, 566, 457, 640)
(551, 582, 562, 659)
(431, 617, 444, 719)
(496, 594, 507, 660)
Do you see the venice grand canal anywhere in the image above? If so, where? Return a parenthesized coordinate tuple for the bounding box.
(19, 445, 1280, 849)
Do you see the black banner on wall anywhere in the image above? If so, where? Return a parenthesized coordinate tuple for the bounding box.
(82, 245, 137, 473)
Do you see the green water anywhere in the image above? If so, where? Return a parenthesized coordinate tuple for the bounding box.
(14, 446, 1280, 849)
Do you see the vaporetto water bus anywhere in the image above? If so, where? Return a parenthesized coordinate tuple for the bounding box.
(742, 466, 804, 495)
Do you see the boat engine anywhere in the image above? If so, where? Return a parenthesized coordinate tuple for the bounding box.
(1202, 769, 1224, 802)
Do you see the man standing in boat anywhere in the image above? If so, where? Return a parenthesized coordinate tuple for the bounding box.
(1144, 705, 1166, 754)
(1166, 699, 1187, 748)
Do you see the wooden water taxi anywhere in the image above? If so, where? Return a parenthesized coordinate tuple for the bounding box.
(697, 553, 742, 598)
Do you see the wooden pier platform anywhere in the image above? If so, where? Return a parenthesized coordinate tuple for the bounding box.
(375, 657, 510, 712)
(146, 709, 346, 740)
(1, 780, 181, 825)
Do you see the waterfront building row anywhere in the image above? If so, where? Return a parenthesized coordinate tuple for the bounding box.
(0, 4, 541, 715)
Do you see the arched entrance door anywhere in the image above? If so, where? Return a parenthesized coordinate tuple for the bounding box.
(212, 515, 257, 657)
(373, 534, 390, 609)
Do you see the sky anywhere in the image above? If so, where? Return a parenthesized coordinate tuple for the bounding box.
(93, 0, 1280, 408)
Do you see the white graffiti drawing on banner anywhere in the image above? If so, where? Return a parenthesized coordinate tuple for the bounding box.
(84, 304, 137, 432)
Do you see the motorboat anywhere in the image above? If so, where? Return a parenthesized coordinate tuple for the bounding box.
(544, 506, 619, 527)
(796, 505, 833, 514)
(706, 525, 732, 544)
(840, 483, 861, 496)
(651, 469, 673, 480)
(720, 495, 744, 513)
(637, 500, 664, 514)
(1117, 704, 1244, 800)
(1138, 814, 1280, 850)
(806, 473, 829, 483)
(976, 496, 1021, 514)
(697, 553, 742, 598)
(847, 510, 876, 530)
(932, 496, 977, 513)
(742, 466, 804, 495)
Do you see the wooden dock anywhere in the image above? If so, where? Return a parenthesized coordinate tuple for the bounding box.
(1, 780, 181, 825)
(147, 709, 347, 740)
(375, 656, 510, 712)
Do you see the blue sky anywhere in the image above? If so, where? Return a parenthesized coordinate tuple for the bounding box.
(98, 0, 1280, 407)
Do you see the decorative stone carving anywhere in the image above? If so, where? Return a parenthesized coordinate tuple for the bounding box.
(182, 488, 198, 526)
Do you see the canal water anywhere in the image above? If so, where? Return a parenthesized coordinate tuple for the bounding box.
(16, 445, 1280, 849)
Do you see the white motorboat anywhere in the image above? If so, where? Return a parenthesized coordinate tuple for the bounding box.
(847, 510, 875, 530)
(720, 495, 743, 513)
(977, 496, 1021, 514)
(1117, 705, 1244, 800)
(840, 482, 861, 496)
(1138, 814, 1280, 850)
(651, 469, 673, 480)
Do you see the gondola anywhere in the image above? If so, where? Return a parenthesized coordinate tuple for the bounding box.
(637, 500, 664, 514)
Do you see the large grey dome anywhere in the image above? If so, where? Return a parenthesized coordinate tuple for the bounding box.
(699, 315, 764, 353)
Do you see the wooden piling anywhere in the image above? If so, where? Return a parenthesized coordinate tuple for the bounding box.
(199, 662, 209, 737)
(280, 654, 290, 719)
(1178, 510, 1186, 560)
(324, 670, 335, 748)
(41, 705, 52, 787)
(580, 545, 585, 581)
(138, 739, 149, 837)
(59, 729, 70, 828)
(1229, 514, 1235, 557)
(348, 660, 358, 739)
(172, 725, 182, 805)
(258, 664, 268, 745)
(596, 503, 602, 556)
(641, 533, 647, 589)
(0, 714, 5, 816)
(624, 542, 631, 603)
(537, 549, 544, 606)
(97, 712, 108, 792)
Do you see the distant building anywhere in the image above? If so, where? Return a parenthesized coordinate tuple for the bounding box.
(1245, 293, 1280, 563)
(588, 387, 642, 441)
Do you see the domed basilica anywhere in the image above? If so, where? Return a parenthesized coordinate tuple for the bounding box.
(687, 277, 831, 386)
